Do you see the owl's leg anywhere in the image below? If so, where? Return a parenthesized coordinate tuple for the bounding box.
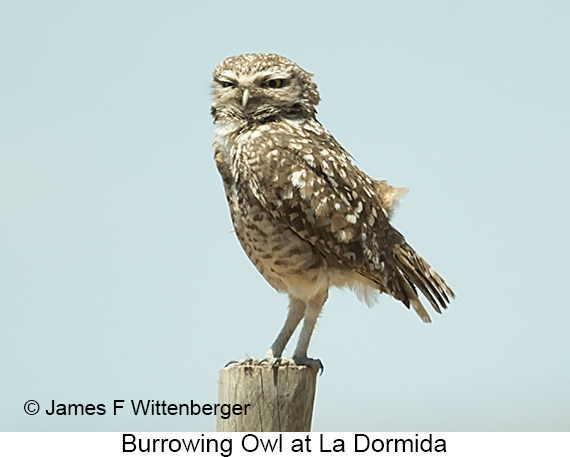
(292, 290, 328, 368)
(266, 297, 306, 359)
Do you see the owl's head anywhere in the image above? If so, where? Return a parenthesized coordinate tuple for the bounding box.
(211, 53, 320, 123)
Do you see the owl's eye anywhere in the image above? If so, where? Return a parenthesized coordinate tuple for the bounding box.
(262, 79, 285, 89)
(218, 80, 235, 88)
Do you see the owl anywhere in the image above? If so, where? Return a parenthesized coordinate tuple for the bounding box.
(212, 53, 454, 368)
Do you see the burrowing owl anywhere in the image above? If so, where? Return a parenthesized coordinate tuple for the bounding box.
(212, 53, 454, 367)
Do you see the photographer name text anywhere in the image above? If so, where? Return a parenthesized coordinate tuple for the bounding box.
(40, 400, 248, 419)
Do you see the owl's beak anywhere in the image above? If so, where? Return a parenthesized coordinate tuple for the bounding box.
(241, 88, 250, 109)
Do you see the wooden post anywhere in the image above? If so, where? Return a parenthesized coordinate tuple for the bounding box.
(217, 362, 319, 432)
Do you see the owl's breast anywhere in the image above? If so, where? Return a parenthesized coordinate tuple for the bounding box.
(214, 125, 329, 300)
(229, 179, 328, 298)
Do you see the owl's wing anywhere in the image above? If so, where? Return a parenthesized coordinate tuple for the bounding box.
(243, 121, 454, 321)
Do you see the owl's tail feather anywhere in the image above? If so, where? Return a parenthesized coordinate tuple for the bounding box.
(393, 243, 455, 323)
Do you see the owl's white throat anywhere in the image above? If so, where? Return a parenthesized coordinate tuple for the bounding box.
(214, 119, 243, 162)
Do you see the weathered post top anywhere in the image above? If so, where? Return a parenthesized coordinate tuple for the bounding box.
(217, 362, 319, 432)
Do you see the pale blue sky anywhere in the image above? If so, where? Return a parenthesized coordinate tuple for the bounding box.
(1, 1, 569, 432)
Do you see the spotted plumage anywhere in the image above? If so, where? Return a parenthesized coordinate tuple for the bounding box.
(212, 53, 455, 366)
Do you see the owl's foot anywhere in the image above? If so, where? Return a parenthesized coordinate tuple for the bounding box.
(228, 356, 323, 375)
(292, 356, 324, 375)
(224, 357, 258, 367)
(257, 355, 324, 375)
(256, 357, 293, 368)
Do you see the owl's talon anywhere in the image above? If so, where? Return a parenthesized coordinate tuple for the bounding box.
(270, 357, 284, 369)
(292, 356, 324, 375)
(225, 358, 258, 367)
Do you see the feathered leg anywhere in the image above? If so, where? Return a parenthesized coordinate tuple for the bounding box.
(266, 297, 306, 359)
(292, 290, 328, 367)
